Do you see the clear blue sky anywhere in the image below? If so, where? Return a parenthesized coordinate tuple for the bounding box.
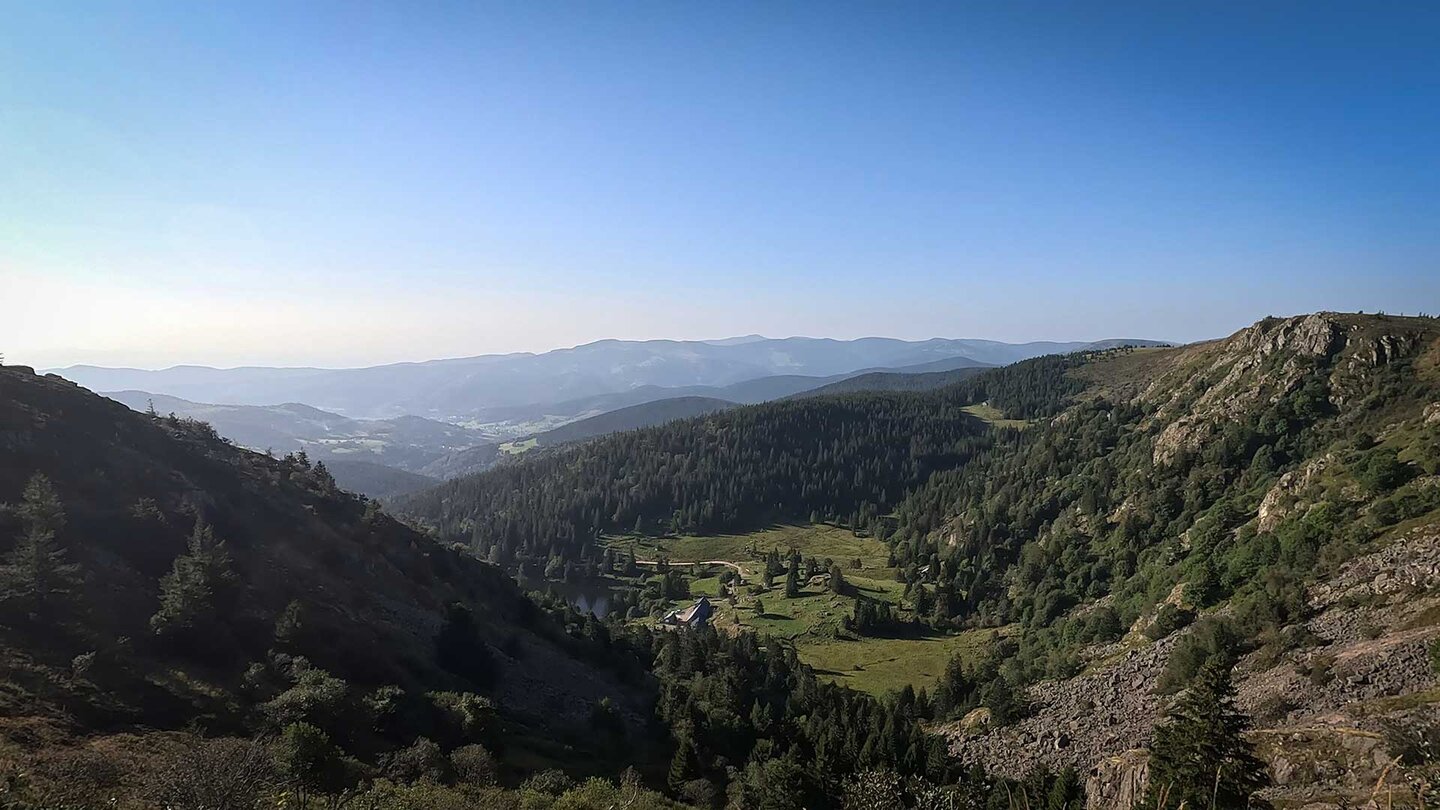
(3, 1, 1437, 368)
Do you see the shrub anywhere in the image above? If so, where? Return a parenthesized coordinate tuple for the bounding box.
(274, 722, 355, 798)
(1301, 653, 1336, 686)
(143, 736, 276, 810)
(262, 666, 349, 730)
(551, 776, 681, 810)
(1157, 617, 1237, 695)
(1144, 603, 1195, 641)
(451, 744, 498, 787)
(1355, 447, 1415, 494)
(429, 691, 497, 743)
(521, 769, 574, 796)
(384, 737, 448, 785)
(365, 684, 408, 733)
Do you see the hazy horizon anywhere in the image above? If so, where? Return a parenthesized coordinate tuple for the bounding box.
(40, 330, 1182, 373)
(4, 3, 1437, 369)
(12, 305, 1429, 372)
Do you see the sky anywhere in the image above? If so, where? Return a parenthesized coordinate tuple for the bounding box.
(2, 1, 1437, 369)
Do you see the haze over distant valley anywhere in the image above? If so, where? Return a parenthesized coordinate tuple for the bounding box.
(54, 334, 1162, 420)
(74, 334, 1163, 496)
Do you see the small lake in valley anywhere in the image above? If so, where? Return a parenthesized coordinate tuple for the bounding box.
(523, 578, 620, 619)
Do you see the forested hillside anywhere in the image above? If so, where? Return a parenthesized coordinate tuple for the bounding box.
(890, 314, 1440, 666)
(526, 396, 735, 448)
(792, 364, 989, 398)
(394, 350, 1133, 578)
(909, 313, 1440, 805)
(397, 391, 997, 571)
(0, 366, 669, 805)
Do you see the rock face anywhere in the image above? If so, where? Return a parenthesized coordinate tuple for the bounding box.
(1086, 750, 1149, 810)
(1256, 454, 1332, 532)
(1250, 726, 1396, 801)
(1307, 528, 1440, 606)
(961, 706, 992, 732)
(1144, 313, 1431, 465)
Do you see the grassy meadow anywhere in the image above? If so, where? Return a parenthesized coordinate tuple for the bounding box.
(607, 523, 994, 696)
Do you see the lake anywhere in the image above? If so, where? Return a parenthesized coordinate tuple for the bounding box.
(524, 578, 618, 619)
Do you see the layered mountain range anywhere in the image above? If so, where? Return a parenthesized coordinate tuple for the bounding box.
(61, 335, 1163, 498)
(52, 335, 1164, 420)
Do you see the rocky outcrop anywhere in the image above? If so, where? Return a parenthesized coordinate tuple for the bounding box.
(1308, 529, 1440, 607)
(1147, 315, 1347, 464)
(1257, 454, 1333, 532)
(1251, 725, 1401, 802)
(1351, 331, 1424, 370)
(1144, 314, 1433, 465)
(1086, 750, 1149, 810)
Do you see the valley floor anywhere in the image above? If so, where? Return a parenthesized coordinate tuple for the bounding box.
(607, 523, 996, 696)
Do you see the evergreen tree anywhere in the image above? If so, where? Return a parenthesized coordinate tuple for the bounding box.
(275, 721, 345, 803)
(312, 460, 337, 492)
(924, 737, 950, 784)
(435, 603, 496, 686)
(274, 599, 306, 651)
(1144, 659, 1269, 810)
(0, 474, 81, 625)
(150, 517, 238, 642)
(1046, 767, 1083, 810)
(667, 735, 696, 790)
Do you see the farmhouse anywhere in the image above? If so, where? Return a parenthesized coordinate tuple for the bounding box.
(658, 596, 713, 630)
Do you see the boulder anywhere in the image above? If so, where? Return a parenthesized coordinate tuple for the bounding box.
(1086, 749, 1150, 810)
(961, 707, 992, 732)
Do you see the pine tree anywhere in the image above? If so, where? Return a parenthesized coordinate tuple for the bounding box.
(150, 517, 237, 641)
(312, 460, 336, 492)
(0, 474, 81, 625)
(667, 735, 696, 790)
(435, 602, 495, 686)
(274, 599, 306, 650)
(1046, 766, 1083, 810)
(1144, 658, 1269, 810)
(924, 736, 950, 784)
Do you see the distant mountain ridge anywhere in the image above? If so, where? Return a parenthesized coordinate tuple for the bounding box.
(101, 390, 495, 474)
(531, 395, 734, 445)
(793, 364, 991, 398)
(322, 459, 439, 499)
(52, 335, 1167, 419)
